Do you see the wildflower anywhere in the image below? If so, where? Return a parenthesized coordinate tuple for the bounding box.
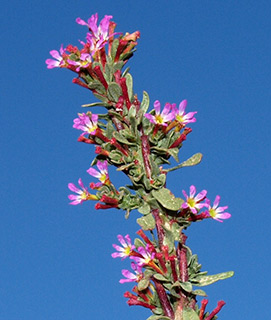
(204, 196, 231, 222)
(120, 262, 143, 283)
(182, 185, 207, 214)
(76, 13, 113, 53)
(173, 100, 197, 125)
(73, 113, 98, 136)
(46, 45, 66, 69)
(112, 234, 135, 259)
(67, 53, 92, 72)
(132, 245, 155, 266)
(87, 160, 110, 187)
(144, 100, 175, 126)
(68, 178, 97, 205)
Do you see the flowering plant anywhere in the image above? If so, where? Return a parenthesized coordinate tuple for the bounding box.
(47, 13, 233, 320)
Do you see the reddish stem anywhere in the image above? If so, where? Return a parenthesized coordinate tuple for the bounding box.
(152, 277, 174, 319)
(141, 134, 152, 180)
(152, 209, 164, 248)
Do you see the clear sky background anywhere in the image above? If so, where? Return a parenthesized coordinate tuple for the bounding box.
(1, 1, 270, 319)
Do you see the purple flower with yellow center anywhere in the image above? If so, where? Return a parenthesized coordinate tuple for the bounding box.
(112, 234, 135, 259)
(144, 100, 175, 126)
(182, 185, 207, 214)
(132, 245, 155, 266)
(87, 160, 110, 187)
(46, 45, 66, 69)
(173, 100, 197, 125)
(76, 13, 113, 54)
(68, 53, 92, 72)
(68, 178, 97, 205)
(73, 113, 98, 136)
(119, 262, 143, 284)
(205, 196, 231, 222)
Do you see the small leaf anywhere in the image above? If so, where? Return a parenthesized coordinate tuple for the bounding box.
(183, 308, 200, 320)
(153, 274, 169, 282)
(125, 73, 133, 101)
(141, 91, 150, 114)
(192, 289, 207, 297)
(152, 188, 183, 211)
(138, 203, 151, 215)
(113, 131, 135, 145)
(137, 278, 150, 291)
(146, 316, 171, 320)
(165, 153, 203, 173)
(180, 153, 203, 167)
(167, 148, 179, 162)
(107, 82, 122, 102)
(195, 271, 234, 287)
(110, 39, 119, 60)
(136, 213, 155, 230)
(81, 102, 108, 108)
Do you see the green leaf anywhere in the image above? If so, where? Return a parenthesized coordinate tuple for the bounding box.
(153, 274, 169, 282)
(146, 316, 171, 320)
(113, 131, 135, 145)
(195, 271, 234, 287)
(125, 73, 133, 101)
(141, 91, 150, 114)
(167, 148, 179, 162)
(137, 278, 150, 291)
(165, 153, 203, 173)
(183, 308, 200, 320)
(110, 39, 119, 60)
(152, 188, 183, 211)
(81, 102, 109, 108)
(136, 213, 155, 230)
(172, 281, 192, 293)
(192, 289, 207, 297)
(107, 82, 122, 102)
(138, 203, 151, 215)
(180, 153, 203, 167)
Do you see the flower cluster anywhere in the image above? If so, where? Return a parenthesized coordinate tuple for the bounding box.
(48, 12, 232, 320)
(182, 185, 231, 222)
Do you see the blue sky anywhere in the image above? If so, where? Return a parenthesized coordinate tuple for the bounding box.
(1, 1, 270, 319)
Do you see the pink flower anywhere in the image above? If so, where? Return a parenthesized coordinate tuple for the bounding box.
(173, 100, 197, 125)
(73, 113, 98, 136)
(132, 245, 155, 266)
(119, 262, 143, 284)
(87, 160, 110, 187)
(144, 100, 175, 126)
(204, 196, 231, 222)
(182, 185, 207, 214)
(112, 234, 135, 259)
(68, 178, 97, 205)
(68, 53, 92, 72)
(76, 13, 113, 54)
(46, 45, 66, 69)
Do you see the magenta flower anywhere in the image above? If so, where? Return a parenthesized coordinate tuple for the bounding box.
(46, 45, 66, 69)
(76, 13, 113, 54)
(112, 234, 135, 259)
(68, 178, 97, 205)
(73, 113, 98, 136)
(87, 160, 110, 187)
(132, 245, 155, 266)
(173, 100, 197, 125)
(204, 196, 231, 222)
(68, 53, 92, 72)
(182, 185, 207, 214)
(119, 262, 143, 284)
(144, 100, 175, 126)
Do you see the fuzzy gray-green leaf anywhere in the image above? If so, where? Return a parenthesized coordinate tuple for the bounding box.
(136, 213, 155, 230)
(152, 188, 183, 211)
(195, 271, 234, 287)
